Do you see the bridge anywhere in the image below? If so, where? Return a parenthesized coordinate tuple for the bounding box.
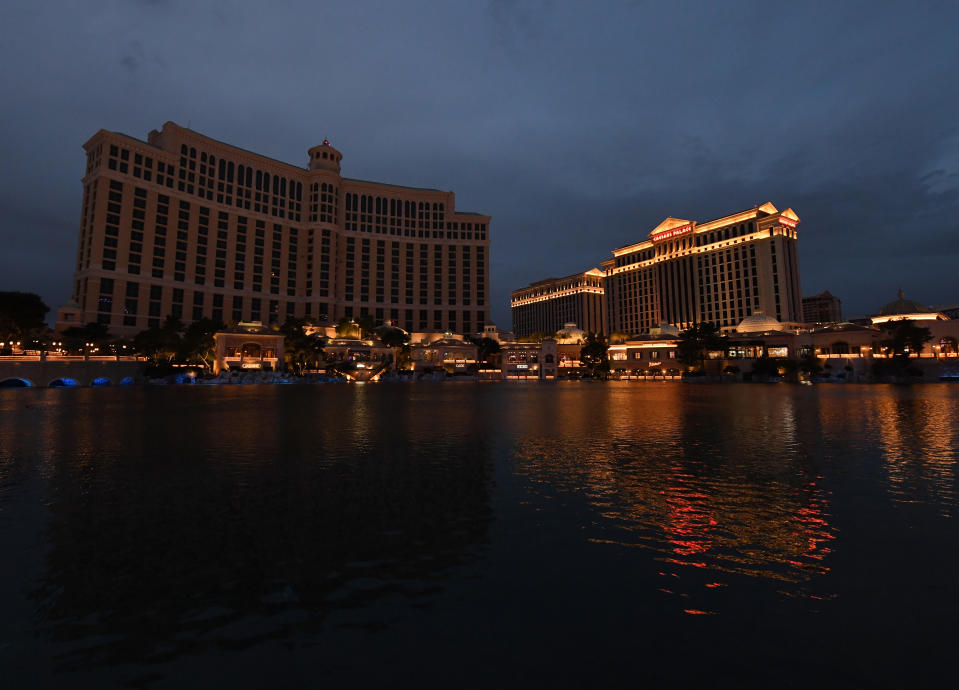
(0, 355, 145, 388)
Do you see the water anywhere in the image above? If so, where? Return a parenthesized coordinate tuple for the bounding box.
(0, 383, 957, 688)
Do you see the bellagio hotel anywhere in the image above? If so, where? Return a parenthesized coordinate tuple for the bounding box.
(57, 122, 490, 336)
(511, 202, 802, 336)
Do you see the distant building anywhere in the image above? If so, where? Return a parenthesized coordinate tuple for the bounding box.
(510, 269, 606, 337)
(802, 291, 842, 324)
(931, 304, 959, 320)
(512, 202, 803, 340)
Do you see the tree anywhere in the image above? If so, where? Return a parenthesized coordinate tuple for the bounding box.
(133, 327, 180, 366)
(750, 356, 782, 380)
(278, 317, 325, 375)
(0, 291, 49, 340)
(162, 313, 185, 335)
(468, 336, 501, 364)
(677, 322, 725, 371)
(61, 321, 112, 353)
(285, 333, 325, 375)
(879, 319, 933, 359)
(798, 353, 823, 379)
(375, 325, 408, 348)
(356, 313, 378, 336)
(180, 317, 223, 372)
(579, 332, 609, 379)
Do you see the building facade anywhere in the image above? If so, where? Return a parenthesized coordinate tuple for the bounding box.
(57, 122, 490, 337)
(509, 269, 606, 337)
(604, 203, 802, 334)
(802, 290, 842, 324)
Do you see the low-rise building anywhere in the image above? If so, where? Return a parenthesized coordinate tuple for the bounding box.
(213, 322, 285, 374)
(608, 335, 682, 379)
(410, 337, 478, 373)
(498, 340, 558, 380)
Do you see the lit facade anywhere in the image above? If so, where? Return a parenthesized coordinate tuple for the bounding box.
(57, 122, 490, 337)
(212, 323, 284, 375)
(510, 269, 606, 337)
(605, 203, 802, 334)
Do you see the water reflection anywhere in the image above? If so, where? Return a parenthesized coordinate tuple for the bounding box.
(510, 385, 842, 610)
(873, 389, 957, 514)
(1, 387, 493, 674)
(1, 383, 957, 685)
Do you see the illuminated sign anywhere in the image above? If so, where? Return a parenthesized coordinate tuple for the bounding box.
(516, 364, 529, 369)
(241, 362, 262, 369)
(779, 217, 798, 228)
(650, 223, 693, 242)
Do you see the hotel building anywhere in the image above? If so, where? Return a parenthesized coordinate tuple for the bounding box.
(802, 290, 842, 324)
(57, 122, 490, 336)
(510, 269, 606, 337)
(510, 202, 802, 337)
(606, 202, 802, 333)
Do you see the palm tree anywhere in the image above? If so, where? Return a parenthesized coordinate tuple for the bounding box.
(677, 322, 725, 372)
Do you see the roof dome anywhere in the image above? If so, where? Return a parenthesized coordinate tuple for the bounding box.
(735, 312, 783, 334)
(878, 289, 933, 316)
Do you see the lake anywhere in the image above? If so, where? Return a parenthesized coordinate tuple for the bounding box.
(1, 383, 957, 688)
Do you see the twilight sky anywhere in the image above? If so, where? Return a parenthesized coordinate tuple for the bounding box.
(2, 0, 957, 327)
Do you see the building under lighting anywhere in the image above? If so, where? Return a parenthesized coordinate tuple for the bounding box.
(510, 269, 606, 337)
(56, 122, 491, 337)
(869, 290, 949, 325)
(604, 202, 803, 334)
(511, 202, 803, 337)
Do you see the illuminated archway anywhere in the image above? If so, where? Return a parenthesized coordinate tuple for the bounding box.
(120, 376, 135, 386)
(0, 377, 33, 388)
(91, 377, 112, 387)
(49, 378, 80, 388)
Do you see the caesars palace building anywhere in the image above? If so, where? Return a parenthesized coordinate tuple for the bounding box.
(57, 122, 490, 336)
(511, 202, 802, 336)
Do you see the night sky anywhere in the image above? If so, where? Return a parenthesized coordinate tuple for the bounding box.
(2, 0, 957, 327)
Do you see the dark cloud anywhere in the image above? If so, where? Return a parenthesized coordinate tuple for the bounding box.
(1, 0, 958, 326)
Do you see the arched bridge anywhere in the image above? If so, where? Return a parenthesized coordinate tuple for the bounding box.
(0, 355, 145, 388)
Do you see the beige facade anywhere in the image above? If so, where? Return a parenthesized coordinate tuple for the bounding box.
(58, 122, 490, 337)
(511, 202, 802, 339)
(608, 337, 682, 378)
(410, 337, 479, 373)
(510, 269, 607, 337)
(605, 203, 802, 334)
(498, 340, 559, 380)
(212, 324, 285, 375)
